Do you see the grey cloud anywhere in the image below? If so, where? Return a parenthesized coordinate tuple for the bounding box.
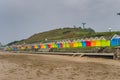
(0, 0, 120, 44)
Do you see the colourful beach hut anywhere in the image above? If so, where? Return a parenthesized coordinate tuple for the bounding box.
(57, 42, 61, 48)
(39, 44, 44, 49)
(118, 38, 120, 46)
(77, 39, 82, 48)
(46, 44, 49, 48)
(81, 40, 86, 47)
(100, 37, 107, 47)
(106, 40, 110, 47)
(78, 42, 82, 48)
(73, 40, 79, 48)
(90, 38, 96, 47)
(69, 41, 74, 48)
(13, 46, 17, 51)
(110, 34, 120, 46)
(50, 43, 55, 48)
(62, 41, 66, 48)
(85, 38, 91, 47)
(60, 42, 64, 48)
(43, 44, 47, 49)
(95, 37, 101, 47)
(65, 40, 70, 48)
(53, 43, 58, 48)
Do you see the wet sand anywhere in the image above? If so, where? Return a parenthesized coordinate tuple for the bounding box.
(0, 51, 120, 80)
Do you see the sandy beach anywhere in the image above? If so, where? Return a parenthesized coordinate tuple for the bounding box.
(0, 51, 120, 80)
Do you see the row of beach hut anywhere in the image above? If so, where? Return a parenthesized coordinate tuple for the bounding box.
(7, 35, 120, 51)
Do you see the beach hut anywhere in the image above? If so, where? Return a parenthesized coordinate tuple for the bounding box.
(60, 41, 64, 48)
(57, 42, 61, 48)
(69, 40, 74, 48)
(106, 40, 110, 47)
(81, 39, 86, 47)
(95, 37, 101, 47)
(38, 44, 42, 49)
(100, 37, 107, 47)
(43, 44, 47, 49)
(73, 40, 79, 48)
(46, 43, 49, 49)
(50, 42, 55, 48)
(65, 40, 70, 48)
(31, 45, 34, 49)
(90, 38, 96, 47)
(85, 38, 91, 47)
(40, 44, 47, 49)
(62, 41, 66, 48)
(111, 34, 120, 46)
(77, 39, 82, 48)
(13, 46, 17, 51)
(53, 42, 58, 48)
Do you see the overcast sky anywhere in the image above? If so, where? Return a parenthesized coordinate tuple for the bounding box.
(0, 0, 120, 44)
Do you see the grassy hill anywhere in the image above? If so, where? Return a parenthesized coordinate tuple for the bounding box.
(7, 27, 120, 45)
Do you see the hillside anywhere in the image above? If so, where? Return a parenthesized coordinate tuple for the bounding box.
(25, 27, 95, 43)
(7, 27, 120, 45)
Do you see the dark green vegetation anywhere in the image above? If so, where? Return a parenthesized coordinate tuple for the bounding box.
(7, 27, 120, 45)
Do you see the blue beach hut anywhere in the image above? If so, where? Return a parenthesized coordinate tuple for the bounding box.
(110, 34, 120, 46)
(81, 39, 86, 47)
